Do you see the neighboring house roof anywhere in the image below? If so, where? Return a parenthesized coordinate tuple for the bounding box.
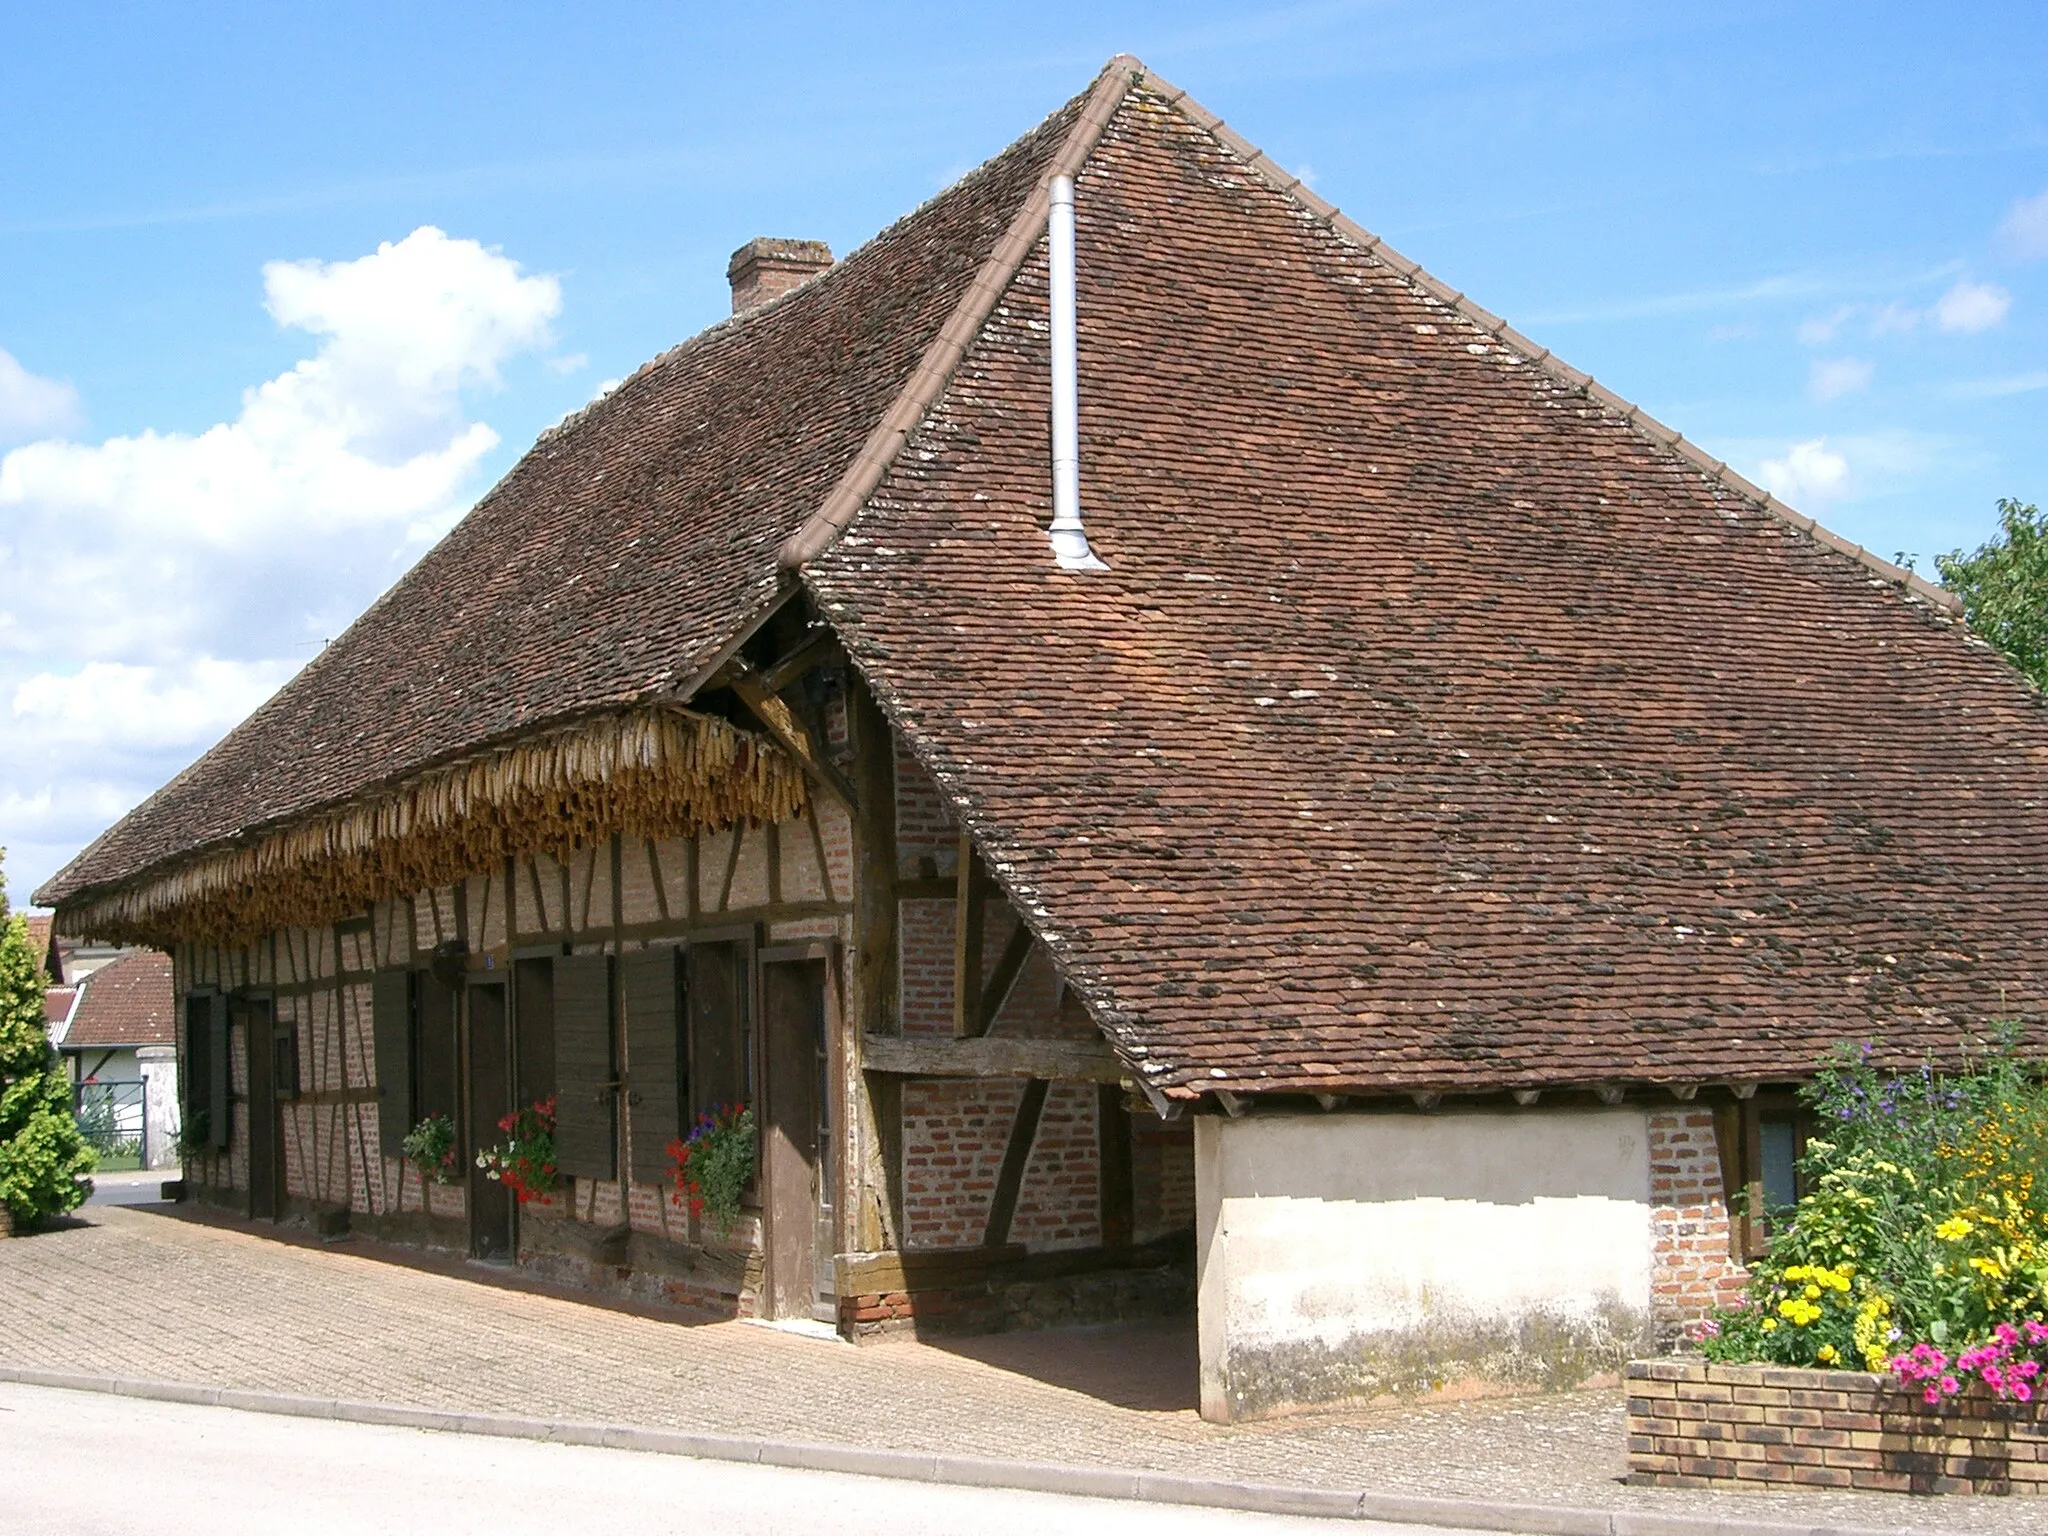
(58, 950, 175, 1049)
(34, 58, 2048, 1099)
(43, 985, 77, 1033)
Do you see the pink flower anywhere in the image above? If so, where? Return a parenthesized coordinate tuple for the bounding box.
(1941, 1376, 1960, 1395)
(2017, 1383, 2034, 1403)
(1925, 1386, 1942, 1404)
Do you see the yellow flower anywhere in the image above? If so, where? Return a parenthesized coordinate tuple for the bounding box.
(1817, 1344, 1840, 1364)
(1937, 1216, 1974, 1242)
(1804, 1284, 1822, 1301)
(1761, 1318, 1779, 1332)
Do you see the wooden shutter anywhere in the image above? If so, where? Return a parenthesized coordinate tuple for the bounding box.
(553, 953, 616, 1181)
(183, 995, 212, 1124)
(621, 947, 683, 1184)
(372, 969, 412, 1158)
(206, 994, 231, 1149)
(414, 974, 459, 1124)
(687, 938, 751, 1119)
(513, 956, 556, 1106)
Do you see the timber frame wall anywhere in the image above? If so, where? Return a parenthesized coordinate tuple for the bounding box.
(170, 632, 1195, 1331)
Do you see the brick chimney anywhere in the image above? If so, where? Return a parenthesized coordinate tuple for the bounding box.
(726, 238, 833, 314)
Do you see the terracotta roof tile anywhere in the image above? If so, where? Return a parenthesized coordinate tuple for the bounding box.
(803, 76, 2048, 1097)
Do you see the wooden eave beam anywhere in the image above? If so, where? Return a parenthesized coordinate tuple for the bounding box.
(725, 660, 859, 812)
(861, 1032, 1124, 1084)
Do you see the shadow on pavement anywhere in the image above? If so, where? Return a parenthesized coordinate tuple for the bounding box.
(920, 1316, 1200, 1413)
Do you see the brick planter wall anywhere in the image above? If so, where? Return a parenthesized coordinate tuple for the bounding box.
(1628, 1358, 2048, 1494)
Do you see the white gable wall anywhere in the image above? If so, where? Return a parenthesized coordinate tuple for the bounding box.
(1195, 1107, 1657, 1421)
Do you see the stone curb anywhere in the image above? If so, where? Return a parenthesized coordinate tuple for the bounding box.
(0, 1365, 1910, 1536)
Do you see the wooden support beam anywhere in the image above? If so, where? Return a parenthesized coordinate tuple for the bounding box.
(861, 1032, 1123, 1084)
(971, 918, 1034, 1039)
(1511, 1088, 1541, 1106)
(849, 674, 900, 1252)
(760, 627, 842, 695)
(951, 832, 985, 1040)
(1594, 1083, 1625, 1106)
(727, 659, 859, 811)
(1215, 1089, 1246, 1118)
(983, 1079, 1049, 1247)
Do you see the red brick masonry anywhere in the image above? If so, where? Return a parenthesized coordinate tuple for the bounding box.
(1627, 1358, 2048, 1495)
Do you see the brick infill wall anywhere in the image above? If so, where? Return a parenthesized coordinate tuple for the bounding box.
(1628, 1359, 2048, 1495)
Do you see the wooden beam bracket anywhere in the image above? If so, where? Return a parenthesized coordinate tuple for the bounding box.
(727, 659, 859, 812)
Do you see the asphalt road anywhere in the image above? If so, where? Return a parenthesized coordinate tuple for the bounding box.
(0, 1383, 1502, 1536)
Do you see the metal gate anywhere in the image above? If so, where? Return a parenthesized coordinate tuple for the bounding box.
(74, 1080, 147, 1169)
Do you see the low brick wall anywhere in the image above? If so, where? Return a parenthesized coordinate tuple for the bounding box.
(1627, 1358, 2048, 1494)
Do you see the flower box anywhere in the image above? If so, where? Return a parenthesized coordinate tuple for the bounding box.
(1627, 1358, 2048, 1495)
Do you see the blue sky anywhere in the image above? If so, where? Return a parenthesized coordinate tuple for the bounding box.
(2, 3, 2045, 905)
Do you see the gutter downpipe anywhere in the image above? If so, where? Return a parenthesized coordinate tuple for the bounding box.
(1046, 175, 1109, 572)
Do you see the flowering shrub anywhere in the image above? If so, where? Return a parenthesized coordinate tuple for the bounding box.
(667, 1103, 755, 1235)
(1893, 1324, 2048, 1405)
(1699, 1037, 2048, 1392)
(476, 1097, 557, 1203)
(401, 1113, 462, 1185)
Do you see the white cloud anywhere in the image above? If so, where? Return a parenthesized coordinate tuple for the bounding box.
(1796, 306, 1852, 346)
(1757, 438, 1850, 506)
(1932, 278, 2011, 334)
(12, 659, 298, 750)
(2000, 188, 2048, 260)
(1868, 301, 1919, 337)
(0, 347, 83, 445)
(544, 352, 590, 375)
(1808, 357, 1873, 401)
(1948, 371, 2048, 399)
(0, 226, 560, 904)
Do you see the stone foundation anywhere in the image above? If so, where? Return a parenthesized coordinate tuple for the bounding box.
(1628, 1359, 2048, 1494)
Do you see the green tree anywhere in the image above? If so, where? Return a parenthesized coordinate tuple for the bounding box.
(0, 851, 94, 1227)
(1937, 498, 2048, 690)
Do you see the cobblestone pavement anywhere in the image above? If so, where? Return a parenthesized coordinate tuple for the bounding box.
(0, 1206, 2021, 1534)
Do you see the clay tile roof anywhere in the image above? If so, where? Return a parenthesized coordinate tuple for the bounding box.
(35, 63, 1119, 911)
(58, 950, 175, 1048)
(802, 65, 2048, 1098)
(35, 59, 2048, 1098)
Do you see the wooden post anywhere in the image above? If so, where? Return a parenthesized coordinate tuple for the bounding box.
(849, 675, 901, 1251)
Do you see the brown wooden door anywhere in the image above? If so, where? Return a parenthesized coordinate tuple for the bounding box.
(467, 980, 514, 1262)
(239, 996, 279, 1221)
(760, 953, 829, 1321)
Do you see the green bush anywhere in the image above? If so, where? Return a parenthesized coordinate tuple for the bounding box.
(1701, 1039, 2048, 1372)
(0, 896, 96, 1226)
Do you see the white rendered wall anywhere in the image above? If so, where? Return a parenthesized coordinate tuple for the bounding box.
(1195, 1108, 1655, 1422)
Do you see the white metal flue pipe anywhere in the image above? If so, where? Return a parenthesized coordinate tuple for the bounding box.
(1046, 175, 1108, 571)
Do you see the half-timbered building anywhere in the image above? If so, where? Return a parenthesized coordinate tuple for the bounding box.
(38, 57, 2048, 1421)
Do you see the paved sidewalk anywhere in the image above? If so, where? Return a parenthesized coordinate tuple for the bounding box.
(0, 1205, 2023, 1533)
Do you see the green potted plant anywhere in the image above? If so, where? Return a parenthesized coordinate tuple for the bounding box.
(401, 1113, 462, 1185)
(667, 1102, 755, 1236)
(476, 1097, 558, 1203)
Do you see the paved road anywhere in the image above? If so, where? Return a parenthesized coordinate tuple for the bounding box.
(83, 1170, 175, 1207)
(0, 1383, 1481, 1536)
(1, 1206, 2023, 1533)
